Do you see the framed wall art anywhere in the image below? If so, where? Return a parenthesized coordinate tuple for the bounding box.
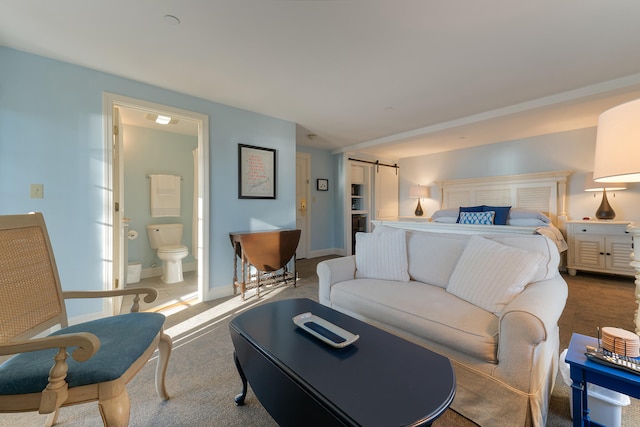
(317, 178, 329, 191)
(238, 144, 276, 199)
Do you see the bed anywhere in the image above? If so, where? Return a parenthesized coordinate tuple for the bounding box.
(371, 170, 572, 252)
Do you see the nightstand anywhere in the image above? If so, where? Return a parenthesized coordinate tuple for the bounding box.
(566, 220, 634, 277)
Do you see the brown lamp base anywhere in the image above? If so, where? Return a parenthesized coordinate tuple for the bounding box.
(595, 189, 616, 220)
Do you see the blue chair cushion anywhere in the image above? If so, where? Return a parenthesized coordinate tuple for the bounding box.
(0, 312, 165, 395)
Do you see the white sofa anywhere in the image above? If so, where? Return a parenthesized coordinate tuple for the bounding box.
(317, 227, 568, 427)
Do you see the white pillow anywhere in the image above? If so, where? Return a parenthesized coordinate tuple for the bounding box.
(431, 208, 460, 219)
(446, 236, 544, 314)
(432, 216, 458, 223)
(355, 229, 410, 282)
(508, 208, 552, 223)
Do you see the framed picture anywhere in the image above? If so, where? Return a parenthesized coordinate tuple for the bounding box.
(238, 144, 276, 199)
(317, 178, 329, 191)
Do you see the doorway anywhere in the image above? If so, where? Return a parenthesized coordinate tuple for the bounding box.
(104, 93, 209, 315)
(296, 153, 311, 259)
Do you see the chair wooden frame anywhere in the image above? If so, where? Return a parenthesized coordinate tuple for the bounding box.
(0, 212, 172, 426)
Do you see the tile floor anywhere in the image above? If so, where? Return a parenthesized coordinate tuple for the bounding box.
(121, 271, 199, 315)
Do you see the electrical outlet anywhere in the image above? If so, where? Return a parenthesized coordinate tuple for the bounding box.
(30, 184, 44, 199)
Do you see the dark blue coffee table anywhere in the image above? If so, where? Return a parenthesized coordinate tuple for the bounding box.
(229, 298, 456, 426)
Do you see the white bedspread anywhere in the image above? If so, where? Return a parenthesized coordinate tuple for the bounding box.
(535, 225, 568, 253)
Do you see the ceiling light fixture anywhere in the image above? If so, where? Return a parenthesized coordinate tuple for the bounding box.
(145, 113, 179, 125)
(155, 115, 172, 125)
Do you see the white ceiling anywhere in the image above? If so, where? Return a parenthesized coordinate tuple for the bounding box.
(3, 1, 640, 159)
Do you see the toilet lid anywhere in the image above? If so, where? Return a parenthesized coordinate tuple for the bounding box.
(158, 245, 188, 253)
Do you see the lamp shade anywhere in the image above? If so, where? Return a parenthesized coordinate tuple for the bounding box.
(584, 172, 626, 192)
(594, 98, 640, 183)
(409, 185, 429, 199)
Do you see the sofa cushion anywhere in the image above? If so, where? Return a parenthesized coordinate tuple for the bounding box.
(490, 234, 559, 281)
(406, 231, 468, 288)
(446, 236, 544, 315)
(331, 279, 499, 362)
(355, 228, 409, 282)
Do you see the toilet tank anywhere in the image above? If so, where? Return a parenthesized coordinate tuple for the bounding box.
(146, 223, 183, 249)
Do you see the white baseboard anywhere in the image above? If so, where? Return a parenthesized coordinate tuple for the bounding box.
(141, 261, 197, 279)
(308, 248, 345, 258)
(205, 285, 234, 301)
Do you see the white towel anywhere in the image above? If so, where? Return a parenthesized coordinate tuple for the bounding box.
(150, 174, 181, 217)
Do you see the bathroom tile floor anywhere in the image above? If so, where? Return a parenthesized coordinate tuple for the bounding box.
(121, 271, 199, 315)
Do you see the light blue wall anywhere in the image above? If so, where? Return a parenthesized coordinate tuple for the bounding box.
(399, 128, 640, 221)
(123, 125, 197, 268)
(0, 46, 296, 318)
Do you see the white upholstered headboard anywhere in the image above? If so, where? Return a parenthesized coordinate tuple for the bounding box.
(440, 170, 572, 230)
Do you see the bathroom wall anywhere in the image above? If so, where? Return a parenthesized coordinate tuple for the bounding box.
(123, 124, 197, 272)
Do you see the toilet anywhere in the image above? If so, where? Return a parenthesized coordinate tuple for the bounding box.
(146, 223, 189, 284)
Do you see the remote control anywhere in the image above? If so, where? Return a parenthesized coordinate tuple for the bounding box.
(303, 321, 347, 344)
(585, 345, 640, 375)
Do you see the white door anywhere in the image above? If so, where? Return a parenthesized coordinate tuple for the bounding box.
(296, 153, 310, 259)
(375, 165, 399, 219)
(111, 106, 124, 314)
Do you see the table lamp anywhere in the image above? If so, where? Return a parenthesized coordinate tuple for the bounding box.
(583, 172, 626, 220)
(409, 185, 429, 216)
(593, 98, 640, 332)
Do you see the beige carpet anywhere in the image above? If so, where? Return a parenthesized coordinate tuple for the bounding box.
(1, 257, 638, 426)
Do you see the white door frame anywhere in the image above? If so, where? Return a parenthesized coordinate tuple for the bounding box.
(103, 93, 210, 313)
(296, 152, 311, 259)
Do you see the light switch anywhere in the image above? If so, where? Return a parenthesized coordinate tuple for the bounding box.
(30, 184, 44, 199)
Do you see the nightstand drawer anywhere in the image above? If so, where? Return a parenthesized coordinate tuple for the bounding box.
(569, 223, 630, 236)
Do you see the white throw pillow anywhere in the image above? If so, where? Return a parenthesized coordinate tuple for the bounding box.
(446, 236, 544, 314)
(355, 229, 410, 282)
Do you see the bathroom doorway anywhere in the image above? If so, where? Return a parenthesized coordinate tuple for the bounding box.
(104, 93, 209, 315)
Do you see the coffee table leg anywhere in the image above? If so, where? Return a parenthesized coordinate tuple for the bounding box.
(233, 351, 248, 406)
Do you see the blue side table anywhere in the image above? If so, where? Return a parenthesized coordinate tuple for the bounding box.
(565, 333, 640, 426)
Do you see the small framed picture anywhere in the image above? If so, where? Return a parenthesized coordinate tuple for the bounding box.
(317, 178, 329, 191)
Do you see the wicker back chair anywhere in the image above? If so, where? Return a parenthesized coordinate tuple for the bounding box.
(0, 212, 171, 426)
